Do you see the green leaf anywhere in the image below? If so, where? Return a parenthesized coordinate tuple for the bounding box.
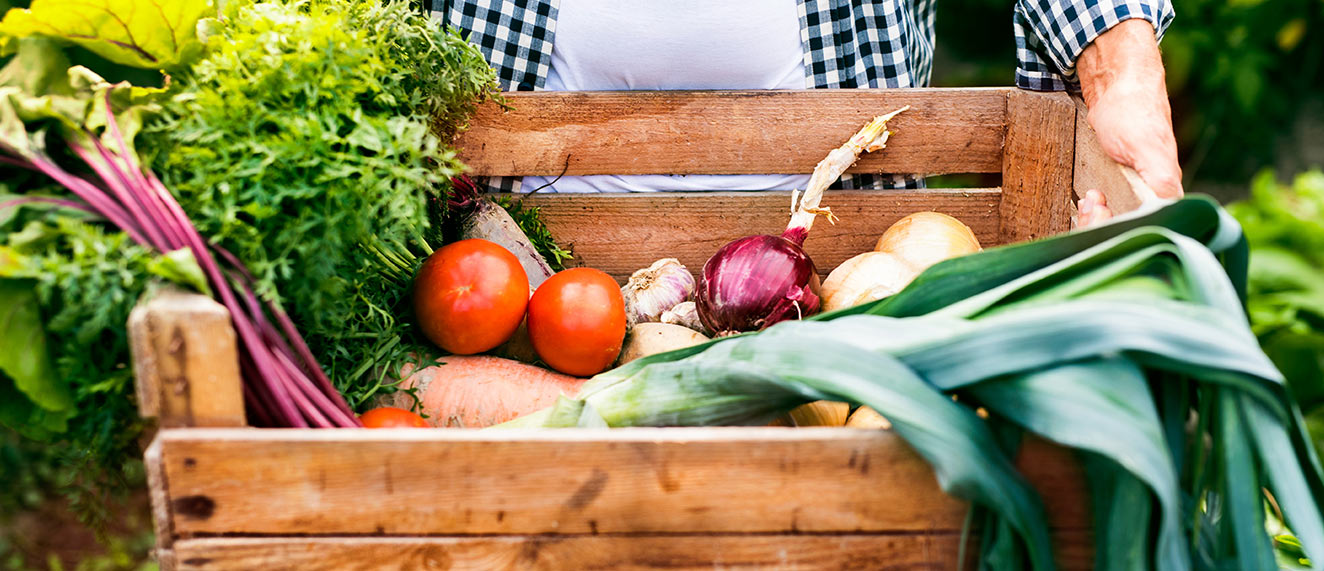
(1219, 391, 1278, 569)
(0, 0, 213, 70)
(0, 374, 69, 438)
(0, 279, 70, 413)
(972, 359, 1186, 571)
(1080, 452, 1152, 571)
(146, 247, 211, 297)
(1245, 395, 1324, 570)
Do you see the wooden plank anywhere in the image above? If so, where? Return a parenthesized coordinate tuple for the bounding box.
(1072, 96, 1154, 214)
(455, 89, 1008, 176)
(171, 535, 990, 571)
(999, 90, 1077, 242)
(157, 427, 1088, 537)
(146, 438, 178, 564)
(128, 287, 246, 428)
(512, 189, 1002, 282)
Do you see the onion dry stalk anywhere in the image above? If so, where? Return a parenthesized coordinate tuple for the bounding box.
(696, 107, 909, 336)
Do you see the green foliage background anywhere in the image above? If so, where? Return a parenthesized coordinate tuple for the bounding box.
(933, 0, 1324, 190)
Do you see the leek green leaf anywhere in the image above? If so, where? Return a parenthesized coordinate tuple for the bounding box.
(972, 359, 1184, 571)
(1080, 452, 1152, 571)
(1218, 392, 1277, 569)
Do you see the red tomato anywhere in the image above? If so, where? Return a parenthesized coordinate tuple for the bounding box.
(414, 239, 529, 355)
(527, 268, 626, 376)
(360, 407, 428, 428)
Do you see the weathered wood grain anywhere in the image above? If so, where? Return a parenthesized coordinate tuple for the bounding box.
(455, 89, 1009, 176)
(128, 287, 246, 429)
(145, 439, 177, 562)
(511, 189, 1002, 282)
(171, 534, 993, 571)
(156, 427, 1088, 538)
(1072, 97, 1155, 214)
(1000, 90, 1077, 242)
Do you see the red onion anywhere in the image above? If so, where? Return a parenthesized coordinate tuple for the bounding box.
(693, 108, 908, 337)
(695, 232, 820, 336)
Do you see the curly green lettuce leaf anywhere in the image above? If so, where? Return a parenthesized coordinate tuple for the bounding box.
(0, 0, 213, 70)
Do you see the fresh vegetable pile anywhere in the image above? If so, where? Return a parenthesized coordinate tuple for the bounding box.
(145, 0, 498, 409)
(0, 2, 1319, 569)
(505, 197, 1324, 571)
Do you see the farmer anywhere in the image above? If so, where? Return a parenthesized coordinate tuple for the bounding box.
(432, 0, 1180, 224)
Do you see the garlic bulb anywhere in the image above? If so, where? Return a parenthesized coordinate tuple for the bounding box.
(875, 211, 982, 272)
(660, 301, 707, 334)
(820, 251, 916, 312)
(621, 258, 695, 326)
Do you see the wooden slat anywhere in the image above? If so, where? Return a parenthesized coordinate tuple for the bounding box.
(999, 90, 1077, 242)
(171, 535, 998, 571)
(156, 427, 1088, 537)
(146, 439, 177, 559)
(1071, 97, 1153, 214)
(455, 89, 1008, 176)
(512, 189, 1002, 282)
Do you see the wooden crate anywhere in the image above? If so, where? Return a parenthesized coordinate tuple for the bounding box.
(133, 88, 1146, 570)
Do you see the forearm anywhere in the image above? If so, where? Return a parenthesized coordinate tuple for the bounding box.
(1077, 19, 1167, 109)
(1072, 18, 1183, 199)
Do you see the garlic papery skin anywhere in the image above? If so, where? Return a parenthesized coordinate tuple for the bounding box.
(821, 251, 916, 312)
(660, 301, 708, 335)
(875, 211, 982, 272)
(621, 258, 696, 326)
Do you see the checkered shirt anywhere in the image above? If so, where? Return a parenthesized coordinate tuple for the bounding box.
(431, 0, 1173, 190)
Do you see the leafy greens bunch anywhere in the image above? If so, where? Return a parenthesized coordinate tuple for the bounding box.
(145, 0, 498, 408)
(510, 197, 1324, 571)
(1229, 170, 1324, 462)
(0, 0, 220, 530)
(0, 0, 498, 527)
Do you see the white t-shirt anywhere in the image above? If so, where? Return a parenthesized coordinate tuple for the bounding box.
(522, 1, 814, 193)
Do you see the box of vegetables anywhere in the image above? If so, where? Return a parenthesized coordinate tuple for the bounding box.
(3, 1, 1321, 571)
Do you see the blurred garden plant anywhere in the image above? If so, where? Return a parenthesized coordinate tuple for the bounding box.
(1229, 170, 1324, 461)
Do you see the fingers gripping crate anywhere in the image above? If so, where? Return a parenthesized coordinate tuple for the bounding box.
(131, 88, 1147, 570)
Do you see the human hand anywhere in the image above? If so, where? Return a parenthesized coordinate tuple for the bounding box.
(1076, 189, 1113, 228)
(1074, 19, 1182, 226)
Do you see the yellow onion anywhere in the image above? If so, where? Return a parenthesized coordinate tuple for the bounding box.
(820, 251, 916, 312)
(787, 400, 850, 426)
(845, 406, 892, 429)
(875, 211, 982, 272)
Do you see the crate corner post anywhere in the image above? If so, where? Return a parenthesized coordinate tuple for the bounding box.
(129, 286, 247, 429)
(130, 286, 246, 570)
(1000, 89, 1078, 242)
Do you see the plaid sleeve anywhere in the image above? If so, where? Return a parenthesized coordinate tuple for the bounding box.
(430, 0, 557, 92)
(1014, 0, 1174, 91)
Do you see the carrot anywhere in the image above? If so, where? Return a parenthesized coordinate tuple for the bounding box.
(376, 356, 586, 428)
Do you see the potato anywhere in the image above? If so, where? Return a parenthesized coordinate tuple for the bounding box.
(617, 323, 709, 365)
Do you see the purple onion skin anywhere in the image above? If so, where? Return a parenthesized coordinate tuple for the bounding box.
(695, 233, 821, 336)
